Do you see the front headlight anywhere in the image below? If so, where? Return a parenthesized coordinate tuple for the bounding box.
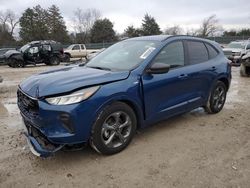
(45, 86, 100, 105)
(235, 52, 241, 56)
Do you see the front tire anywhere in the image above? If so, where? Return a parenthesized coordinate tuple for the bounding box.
(240, 64, 247, 77)
(64, 54, 70, 62)
(90, 102, 137, 155)
(7, 59, 24, 68)
(205, 81, 227, 114)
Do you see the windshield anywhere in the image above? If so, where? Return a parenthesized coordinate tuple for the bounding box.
(66, 45, 74, 50)
(19, 44, 31, 52)
(86, 40, 159, 71)
(227, 42, 245, 49)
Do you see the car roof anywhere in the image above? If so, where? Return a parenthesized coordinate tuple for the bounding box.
(125, 35, 221, 51)
(230, 40, 250, 44)
(126, 35, 172, 42)
(125, 35, 218, 44)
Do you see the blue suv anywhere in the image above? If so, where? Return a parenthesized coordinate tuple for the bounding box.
(17, 35, 231, 157)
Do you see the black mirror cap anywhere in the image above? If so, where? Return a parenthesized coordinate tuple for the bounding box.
(146, 63, 170, 74)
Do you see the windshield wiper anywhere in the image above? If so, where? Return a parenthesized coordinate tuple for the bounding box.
(87, 66, 111, 71)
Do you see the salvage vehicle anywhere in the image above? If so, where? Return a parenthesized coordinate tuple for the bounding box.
(18, 35, 231, 157)
(63, 44, 100, 61)
(5, 40, 64, 68)
(0, 48, 15, 64)
(223, 40, 250, 66)
(240, 52, 250, 76)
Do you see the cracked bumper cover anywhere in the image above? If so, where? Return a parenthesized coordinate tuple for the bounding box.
(22, 120, 64, 158)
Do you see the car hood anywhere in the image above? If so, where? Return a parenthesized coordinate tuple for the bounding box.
(19, 66, 130, 98)
(4, 50, 21, 58)
(222, 48, 243, 53)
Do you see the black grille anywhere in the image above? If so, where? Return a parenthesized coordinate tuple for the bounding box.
(17, 89, 39, 118)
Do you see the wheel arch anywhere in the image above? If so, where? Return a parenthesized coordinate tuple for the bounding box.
(118, 99, 144, 129)
(218, 77, 229, 91)
(95, 96, 144, 130)
(64, 52, 71, 58)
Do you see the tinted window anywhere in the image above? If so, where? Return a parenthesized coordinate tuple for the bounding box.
(153, 41, 184, 67)
(81, 45, 85, 49)
(247, 44, 250, 50)
(72, 45, 80, 50)
(187, 41, 208, 64)
(205, 43, 218, 59)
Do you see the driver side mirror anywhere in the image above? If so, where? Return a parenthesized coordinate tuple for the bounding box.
(146, 63, 170, 74)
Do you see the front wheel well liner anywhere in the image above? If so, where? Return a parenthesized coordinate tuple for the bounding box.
(117, 100, 142, 129)
(218, 77, 229, 91)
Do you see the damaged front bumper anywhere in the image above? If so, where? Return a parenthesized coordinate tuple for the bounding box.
(22, 119, 64, 157)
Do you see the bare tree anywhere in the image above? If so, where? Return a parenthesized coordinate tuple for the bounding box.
(164, 25, 183, 35)
(0, 11, 9, 32)
(73, 8, 101, 42)
(0, 9, 19, 37)
(198, 14, 221, 37)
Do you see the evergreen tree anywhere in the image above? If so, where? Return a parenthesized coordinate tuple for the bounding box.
(47, 5, 70, 42)
(141, 13, 162, 36)
(124, 25, 141, 38)
(90, 18, 117, 43)
(19, 5, 49, 42)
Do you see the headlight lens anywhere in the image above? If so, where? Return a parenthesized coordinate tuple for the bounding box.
(235, 52, 241, 56)
(45, 86, 100, 105)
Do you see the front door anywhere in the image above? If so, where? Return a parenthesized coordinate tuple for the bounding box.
(142, 41, 196, 122)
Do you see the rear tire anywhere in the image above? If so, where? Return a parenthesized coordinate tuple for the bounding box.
(90, 102, 137, 155)
(205, 81, 227, 114)
(49, 56, 60, 65)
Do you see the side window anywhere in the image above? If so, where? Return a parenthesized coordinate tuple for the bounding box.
(81, 45, 85, 50)
(205, 43, 219, 59)
(187, 41, 208, 64)
(153, 41, 184, 67)
(72, 45, 80, 50)
(246, 44, 250, 50)
(42, 44, 52, 51)
(28, 47, 39, 54)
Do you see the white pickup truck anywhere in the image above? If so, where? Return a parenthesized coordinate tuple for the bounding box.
(63, 44, 100, 61)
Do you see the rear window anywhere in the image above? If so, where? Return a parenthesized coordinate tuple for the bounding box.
(187, 41, 208, 64)
(205, 43, 219, 59)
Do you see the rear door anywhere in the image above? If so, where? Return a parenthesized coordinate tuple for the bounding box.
(142, 40, 196, 121)
(184, 40, 219, 109)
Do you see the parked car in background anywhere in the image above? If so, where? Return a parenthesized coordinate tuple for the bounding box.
(5, 40, 64, 68)
(223, 40, 250, 65)
(18, 35, 231, 157)
(0, 48, 15, 64)
(240, 52, 250, 76)
(63, 44, 100, 61)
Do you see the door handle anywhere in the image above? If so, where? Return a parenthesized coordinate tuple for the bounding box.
(211, 66, 217, 71)
(178, 74, 188, 79)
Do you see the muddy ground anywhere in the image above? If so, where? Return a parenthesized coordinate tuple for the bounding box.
(0, 65, 249, 188)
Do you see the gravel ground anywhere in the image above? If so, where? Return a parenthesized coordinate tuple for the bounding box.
(0, 65, 249, 188)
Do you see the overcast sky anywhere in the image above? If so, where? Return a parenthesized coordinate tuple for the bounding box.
(0, 0, 250, 34)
